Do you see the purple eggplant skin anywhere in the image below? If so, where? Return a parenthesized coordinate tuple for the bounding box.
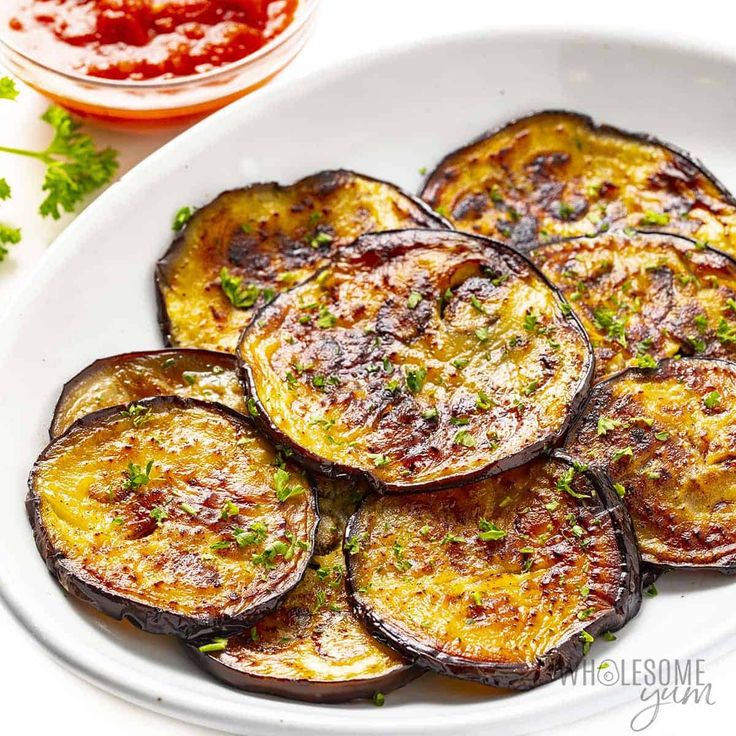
(420, 109, 736, 253)
(49, 348, 244, 439)
(27, 396, 319, 641)
(237, 228, 595, 495)
(343, 452, 642, 690)
(184, 643, 421, 704)
(155, 169, 451, 353)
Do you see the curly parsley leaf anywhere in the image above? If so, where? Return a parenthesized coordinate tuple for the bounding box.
(0, 106, 119, 220)
(0, 76, 19, 101)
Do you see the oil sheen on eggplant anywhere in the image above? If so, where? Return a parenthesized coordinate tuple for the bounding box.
(238, 229, 592, 492)
(565, 358, 736, 570)
(50, 349, 245, 438)
(28, 397, 317, 639)
(421, 111, 736, 254)
(530, 230, 736, 380)
(189, 548, 416, 702)
(156, 170, 446, 353)
(345, 455, 641, 689)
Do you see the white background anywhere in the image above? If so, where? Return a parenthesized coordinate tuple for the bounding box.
(1, 1, 733, 733)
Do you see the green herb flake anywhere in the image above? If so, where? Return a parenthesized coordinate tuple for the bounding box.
(453, 430, 476, 448)
(120, 403, 152, 428)
(654, 431, 669, 441)
(220, 499, 239, 520)
(422, 407, 438, 420)
(478, 519, 506, 541)
(580, 630, 594, 654)
(122, 460, 154, 492)
(613, 482, 626, 498)
(317, 306, 337, 329)
(372, 692, 385, 707)
(180, 502, 197, 516)
(612, 447, 634, 462)
(219, 267, 261, 309)
(407, 291, 423, 309)
(0, 76, 20, 100)
(406, 367, 427, 394)
(232, 522, 267, 548)
(476, 391, 493, 411)
(645, 584, 658, 598)
(197, 637, 228, 653)
(639, 210, 670, 226)
(150, 506, 167, 526)
(469, 295, 486, 314)
(367, 453, 390, 468)
(273, 467, 306, 502)
(597, 416, 622, 435)
(704, 391, 721, 410)
(635, 353, 658, 369)
(172, 206, 193, 231)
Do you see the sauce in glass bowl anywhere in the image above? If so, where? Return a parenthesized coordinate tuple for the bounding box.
(7, 1, 298, 81)
(0, 0, 317, 126)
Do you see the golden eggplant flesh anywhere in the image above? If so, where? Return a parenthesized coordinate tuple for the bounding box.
(238, 229, 593, 492)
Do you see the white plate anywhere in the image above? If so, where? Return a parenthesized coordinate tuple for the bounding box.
(2, 29, 736, 736)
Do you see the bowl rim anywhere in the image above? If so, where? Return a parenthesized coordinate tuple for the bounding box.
(0, 0, 320, 90)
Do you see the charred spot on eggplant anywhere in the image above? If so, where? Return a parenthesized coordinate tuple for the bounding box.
(345, 454, 641, 690)
(156, 170, 447, 353)
(188, 549, 416, 703)
(238, 229, 593, 493)
(531, 230, 736, 380)
(565, 358, 736, 571)
(28, 397, 318, 639)
(50, 349, 245, 438)
(421, 111, 736, 254)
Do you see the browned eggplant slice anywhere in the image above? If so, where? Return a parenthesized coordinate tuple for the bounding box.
(238, 229, 593, 493)
(565, 358, 736, 571)
(28, 396, 318, 639)
(345, 454, 641, 690)
(50, 349, 245, 438)
(156, 170, 448, 353)
(530, 230, 736, 381)
(421, 110, 736, 254)
(188, 548, 417, 703)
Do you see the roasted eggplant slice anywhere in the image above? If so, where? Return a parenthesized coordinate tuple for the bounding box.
(50, 349, 245, 438)
(530, 230, 736, 380)
(28, 397, 317, 639)
(238, 229, 593, 492)
(565, 358, 736, 571)
(157, 170, 447, 353)
(188, 548, 417, 703)
(421, 110, 736, 254)
(345, 455, 641, 690)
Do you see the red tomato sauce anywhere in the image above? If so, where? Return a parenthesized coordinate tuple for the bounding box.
(7, 1, 298, 81)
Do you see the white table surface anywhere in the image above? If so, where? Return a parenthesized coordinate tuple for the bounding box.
(1, 1, 734, 734)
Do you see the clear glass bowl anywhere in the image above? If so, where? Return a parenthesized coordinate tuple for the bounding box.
(0, 0, 320, 127)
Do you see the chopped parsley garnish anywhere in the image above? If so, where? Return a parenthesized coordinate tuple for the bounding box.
(451, 357, 469, 370)
(150, 506, 167, 526)
(478, 519, 506, 541)
(405, 367, 427, 394)
(558, 202, 574, 220)
(645, 584, 658, 598)
(580, 630, 594, 655)
(639, 210, 670, 226)
(523, 312, 544, 334)
(704, 391, 721, 409)
(635, 353, 658, 369)
(612, 447, 633, 462)
(122, 460, 153, 492)
(172, 206, 193, 231)
(373, 692, 385, 707)
(246, 397, 260, 417)
(180, 502, 197, 516)
(593, 307, 627, 346)
(273, 467, 306, 502)
(476, 391, 493, 410)
(367, 453, 390, 467)
(556, 466, 590, 499)
(694, 313, 708, 332)
(219, 267, 261, 308)
(453, 430, 476, 448)
(688, 336, 706, 353)
(523, 380, 539, 396)
(475, 326, 490, 342)
(252, 532, 308, 568)
(597, 416, 622, 436)
(182, 371, 196, 385)
(120, 403, 151, 428)
(232, 522, 268, 548)
(197, 638, 228, 653)
(316, 306, 337, 328)
(308, 231, 333, 249)
(716, 317, 736, 345)
(407, 291, 423, 309)
(422, 407, 438, 420)
(220, 499, 239, 519)
(654, 431, 669, 441)
(469, 295, 486, 313)
(345, 534, 364, 555)
(391, 541, 412, 571)
(613, 483, 626, 498)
